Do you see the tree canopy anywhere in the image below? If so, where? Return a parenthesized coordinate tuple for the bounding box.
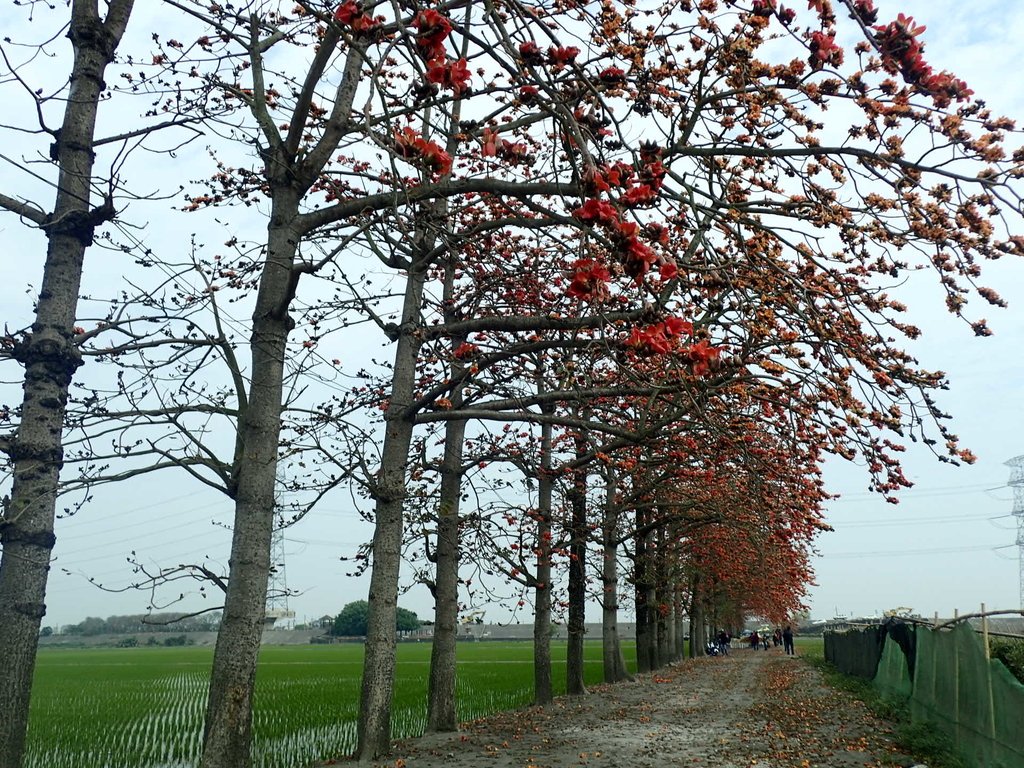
(331, 601, 419, 637)
(1, 1, 1022, 766)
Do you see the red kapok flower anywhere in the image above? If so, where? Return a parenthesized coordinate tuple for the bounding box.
(620, 235, 657, 280)
(419, 140, 452, 175)
(922, 71, 973, 108)
(583, 166, 611, 194)
(426, 57, 472, 96)
(872, 14, 926, 69)
(608, 161, 634, 185)
(565, 259, 611, 301)
(453, 342, 480, 359)
(335, 2, 380, 34)
(497, 139, 530, 164)
(624, 323, 676, 356)
(518, 41, 545, 65)
(546, 45, 580, 68)
(394, 126, 422, 159)
(519, 85, 540, 104)
(393, 127, 452, 176)
(481, 128, 500, 157)
(620, 183, 657, 207)
(639, 141, 662, 163)
(599, 66, 626, 84)
(572, 198, 619, 226)
(852, 0, 878, 25)
(351, 13, 382, 33)
(645, 222, 670, 245)
(663, 316, 693, 336)
(687, 338, 722, 376)
(334, 1, 360, 24)
(640, 160, 667, 190)
(809, 30, 843, 70)
(414, 9, 453, 60)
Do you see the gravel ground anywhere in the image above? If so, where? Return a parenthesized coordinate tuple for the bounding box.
(356, 649, 918, 768)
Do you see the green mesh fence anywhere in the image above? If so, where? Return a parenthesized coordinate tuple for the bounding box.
(824, 625, 881, 679)
(909, 622, 1024, 768)
(828, 621, 1024, 768)
(873, 633, 912, 699)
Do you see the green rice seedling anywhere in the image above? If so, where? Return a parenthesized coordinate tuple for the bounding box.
(27, 640, 634, 768)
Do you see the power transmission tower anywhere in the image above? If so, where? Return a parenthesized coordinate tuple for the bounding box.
(265, 470, 296, 628)
(1006, 455, 1024, 609)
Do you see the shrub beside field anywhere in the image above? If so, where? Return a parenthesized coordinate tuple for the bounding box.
(991, 637, 1024, 684)
(27, 641, 625, 768)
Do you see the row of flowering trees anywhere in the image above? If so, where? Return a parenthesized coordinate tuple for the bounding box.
(1, 1, 1022, 767)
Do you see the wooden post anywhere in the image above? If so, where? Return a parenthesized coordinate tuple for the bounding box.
(982, 603, 997, 750)
(981, 602, 990, 659)
(953, 607, 960, 749)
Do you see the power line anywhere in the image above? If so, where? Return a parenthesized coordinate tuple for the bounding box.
(56, 491, 226, 529)
(834, 512, 1010, 528)
(826, 482, 1006, 503)
(283, 536, 364, 548)
(54, 526, 230, 569)
(55, 501, 226, 541)
(819, 543, 1008, 559)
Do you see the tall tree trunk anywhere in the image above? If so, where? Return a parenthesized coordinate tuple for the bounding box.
(645, 559, 661, 671)
(663, 598, 676, 664)
(533, 408, 554, 705)
(600, 473, 632, 683)
(200, 202, 300, 768)
(565, 432, 588, 696)
(706, 576, 720, 647)
(396, 52, 467, 736)
(688, 573, 703, 659)
(655, 526, 671, 666)
(633, 504, 652, 673)
(355, 249, 428, 759)
(426, 321, 467, 731)
(0, 5, 134, 767)
(673, 586, 686, 661)
(640, 523, 660, 671)
(425, 418, 464, 731)
(201, 34, 367, 768)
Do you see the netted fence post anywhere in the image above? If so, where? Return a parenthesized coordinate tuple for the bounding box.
(981, 604, 997, 749)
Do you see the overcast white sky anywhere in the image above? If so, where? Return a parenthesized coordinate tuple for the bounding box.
(809, 0, 1024, 621)
(2, 1, 1023, 630)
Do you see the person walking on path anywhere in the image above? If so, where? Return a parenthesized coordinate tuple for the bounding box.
(717, 630, 730, 656)
(782, 625, 795, 655)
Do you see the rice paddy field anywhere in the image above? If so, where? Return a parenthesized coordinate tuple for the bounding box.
(26, 640, 632, 768)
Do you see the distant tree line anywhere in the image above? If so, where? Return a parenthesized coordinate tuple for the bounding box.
(330, 602, 420, 637)
(59, 612, 222, 636)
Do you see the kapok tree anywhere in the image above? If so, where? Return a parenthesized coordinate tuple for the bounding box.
(83, 1, 705, 764)
(0, 4, 192, 766)
(71, 0, 1022, 765)
(672, 409, 830, 643)
(316, 0, 1024, 758)
(403, 319, 727, 704)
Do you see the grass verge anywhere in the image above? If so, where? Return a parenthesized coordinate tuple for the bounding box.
(803, 652, 966, 768)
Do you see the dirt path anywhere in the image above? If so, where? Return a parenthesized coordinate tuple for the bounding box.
(370, 650, 916, 768)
